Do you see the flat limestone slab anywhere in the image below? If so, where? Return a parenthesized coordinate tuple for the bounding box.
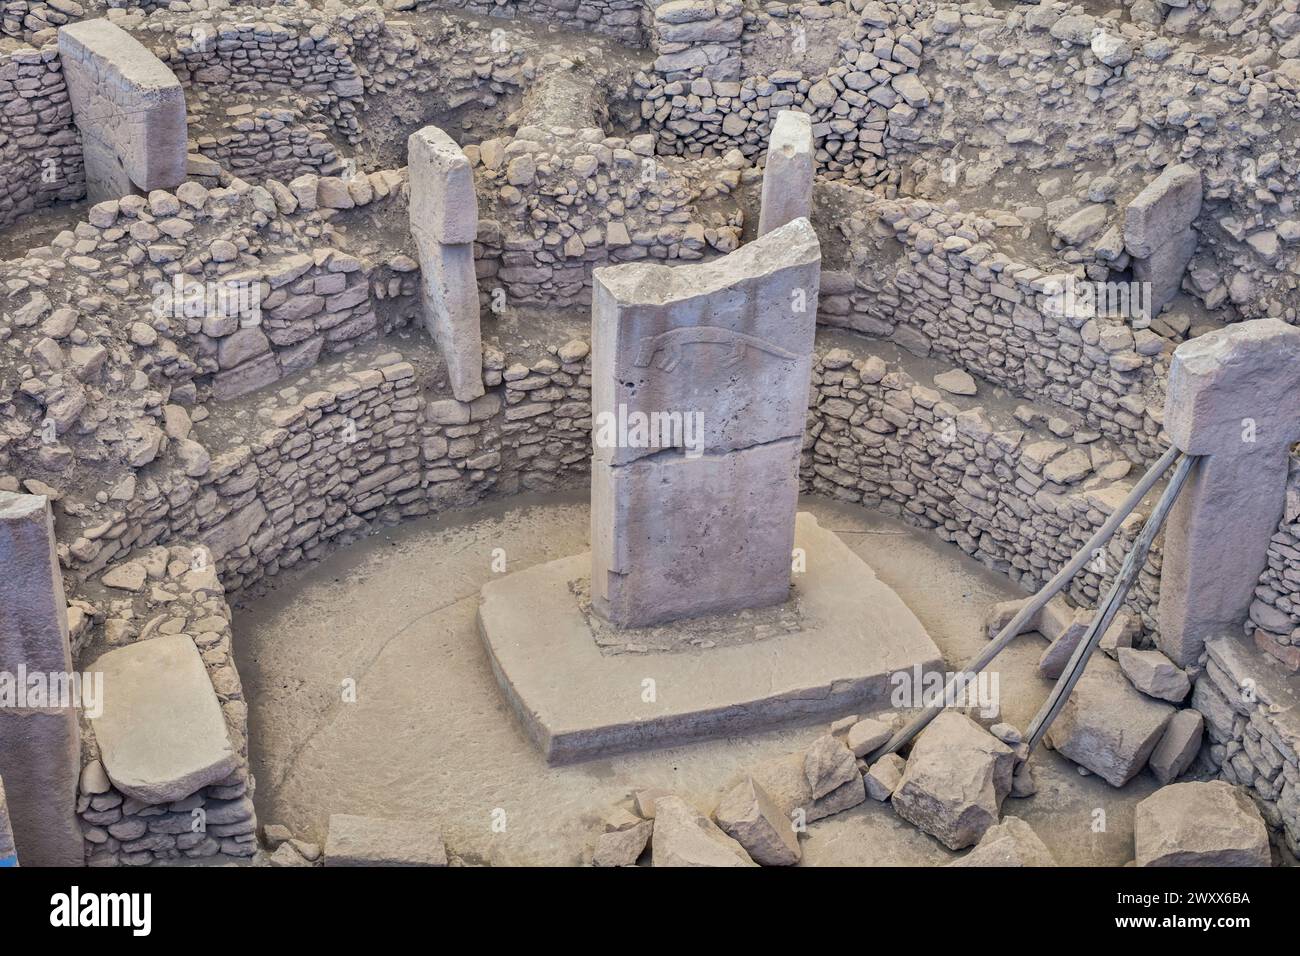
(478, 512, 942, 763)
(90, 634, 237, 804)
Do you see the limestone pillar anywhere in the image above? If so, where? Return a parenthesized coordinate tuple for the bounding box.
(408, 126, 484, 402)
(757, 111, 814, 237)
(1158, 319, 1300, 666)
(58, 20, 187, 203)
(591, 217, 821, 627)
(1124, 164, 1201, 317)
(0, 493, 83, 866)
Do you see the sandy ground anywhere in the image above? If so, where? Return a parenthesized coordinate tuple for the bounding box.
(233, 492, 1157, 866)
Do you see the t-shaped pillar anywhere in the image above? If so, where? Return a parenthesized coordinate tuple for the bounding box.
(1158, 319, 1300, 666)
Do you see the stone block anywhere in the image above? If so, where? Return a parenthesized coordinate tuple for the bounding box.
(1124, 164, 1202, 259)
(892, 711, 1016, 850)
(1045, 655, 1174, 786)
(90, 634, 238, 804)
(58, 20, 186, 202)
(1134, 781, 1269, 866)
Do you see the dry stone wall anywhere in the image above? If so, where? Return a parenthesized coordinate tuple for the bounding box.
(0, 42, 83, 230)
(1246, 458, 1300, 673)
(471, 125, 743, 307)
(76, 555, 255, 866)
(814, 185, 1169, 464)
(193, 102, 344, 185)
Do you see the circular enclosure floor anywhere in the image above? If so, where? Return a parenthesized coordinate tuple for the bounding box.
(233, 492, 1160, 866)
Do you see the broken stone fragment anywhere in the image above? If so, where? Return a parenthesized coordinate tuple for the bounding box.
(846, 717, 892, 757)
(948, 816, 1057, 867)
(592, 817, 653, 867)
(891, 712, 1016, 850)
(804, 734, 859, 799)
(1147, 710, 1204, 785)
(651, 795, 756, 867)
(864, 753, 905, 801)
(713, 776, 800, 865)
(1134, 781, 1269, 866)
(1037, 606, 1092, 678)
(1118, 647, 1190, 703)
(1045, 656, 1174, 786)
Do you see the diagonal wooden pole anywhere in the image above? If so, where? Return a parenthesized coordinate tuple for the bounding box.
(1024, 452, 1197, 752)
(867, 444, 1182, 764)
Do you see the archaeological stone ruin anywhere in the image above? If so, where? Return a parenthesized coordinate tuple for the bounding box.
(0, 0, 1297, 883)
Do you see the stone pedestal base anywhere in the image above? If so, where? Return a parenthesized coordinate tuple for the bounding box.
(477, 512, 942, 763)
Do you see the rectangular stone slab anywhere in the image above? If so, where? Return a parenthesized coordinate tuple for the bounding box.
(592, 437, 801, 626)
(478, 511, 943, 763)
(1123, 163, 1201, 259)
(0, 492, 82, 866)
(589, 218, 820, 628)
(415, 233, 484, 402)
(408, 126, 478, 245)
(58, 19, 186, 201)
(90, 633, 237, 804)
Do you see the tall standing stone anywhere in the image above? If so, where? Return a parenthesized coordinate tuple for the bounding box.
(590, 217, 821, 627)
(58, 19, 187, 203)
(408, 125, 484, 402)
(0, 493, 83, 866)
(1124, 164, 1201, 316)
(757, 111, 814, 237)
(1159, 319, 1300, 666)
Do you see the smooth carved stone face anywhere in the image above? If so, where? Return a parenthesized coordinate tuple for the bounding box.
(407, 125, 478, 246)
(758, 110, 814, 237)
(591, 217, 822, 467)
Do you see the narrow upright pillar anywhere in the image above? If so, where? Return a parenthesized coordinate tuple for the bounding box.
(58, 19, 187, 203)
(1125, 164, 1201, 316)
(1158, 320, 1300, 666)
(0, 493, 83, 866)
(591, 217, 821, 627)
(408, 126, 484, 402)
(757, 110, 814, 237)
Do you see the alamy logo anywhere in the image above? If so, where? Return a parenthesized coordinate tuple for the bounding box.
(151, 275, 262, 325)
(593, 403, 705, 459)
(50, 887, 151, 936)
(1042, 275, 1151, 324)
(0, 666, 103, 718)
(890, 665, 1000, 719)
